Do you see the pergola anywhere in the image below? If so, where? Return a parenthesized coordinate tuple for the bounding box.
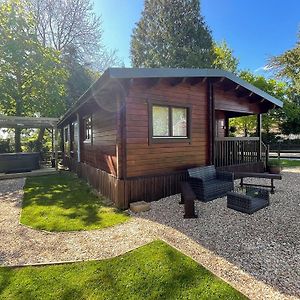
(0, 114, 59, 170)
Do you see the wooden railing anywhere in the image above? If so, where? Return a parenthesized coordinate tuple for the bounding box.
(215, 137, 264, 167)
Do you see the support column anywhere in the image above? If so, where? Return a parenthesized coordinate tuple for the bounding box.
(68, 123, 71, 157)
(207, 79, 215, 165)
(54, 127, 58, 170)
(76, 113, 81, 163)
(257, 114, 262, 161)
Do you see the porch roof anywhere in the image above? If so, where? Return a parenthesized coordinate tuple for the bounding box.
(57, 68, 283, 126)
(0, 115, 58, 128)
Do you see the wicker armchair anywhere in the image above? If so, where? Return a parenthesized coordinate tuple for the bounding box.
(188, 165, 234, 202)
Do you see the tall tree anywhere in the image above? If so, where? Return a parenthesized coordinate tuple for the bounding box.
(0, 0, 68, 152)
(213, 41, 239, 73)
(269, 31, 300, 134)
(28, 0, 120, 106)
(269, 30, 300, 102)
(230, 71, 288, 139)
(131, 0, 214, 68)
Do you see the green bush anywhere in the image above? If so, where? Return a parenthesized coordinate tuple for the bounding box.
(0, 139, 12, 153)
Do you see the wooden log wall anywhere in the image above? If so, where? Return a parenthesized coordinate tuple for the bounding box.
(125, 79, 209, 178)
(63, 157, 188, 209)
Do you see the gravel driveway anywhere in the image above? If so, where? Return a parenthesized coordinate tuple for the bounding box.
(0, 174, 299, 300)
(137, 171, 300, 299)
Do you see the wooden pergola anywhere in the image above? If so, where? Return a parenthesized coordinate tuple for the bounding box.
(0, 114, 59, 170)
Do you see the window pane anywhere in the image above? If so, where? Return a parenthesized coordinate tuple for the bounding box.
(84, 116, 92, 141)
(152, 106, 169, 136)
(172, 107, 187, 137)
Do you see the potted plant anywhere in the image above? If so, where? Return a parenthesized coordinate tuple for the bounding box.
(268, 159, 282, 174)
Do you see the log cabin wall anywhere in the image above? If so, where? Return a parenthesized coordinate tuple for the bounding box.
(79, 103, 118, 177)
(125, 79, 209, 178)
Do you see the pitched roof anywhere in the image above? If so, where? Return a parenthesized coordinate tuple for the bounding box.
(58, 68, 283, 125)
(108, 68, 283, 107)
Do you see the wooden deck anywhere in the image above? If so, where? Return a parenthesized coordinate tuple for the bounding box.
(0, 168, 58, 180)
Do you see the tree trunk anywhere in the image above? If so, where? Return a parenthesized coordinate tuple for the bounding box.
(35, 127, 46, 152)
(14, 127, 22, 152)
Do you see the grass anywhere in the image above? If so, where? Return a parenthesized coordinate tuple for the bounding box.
(20, 172, 130, 232)
(0, 240, 247, 300)
(269, 158, 300, 167)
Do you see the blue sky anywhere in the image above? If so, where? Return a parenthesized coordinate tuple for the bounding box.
(94, 0, 299, 74)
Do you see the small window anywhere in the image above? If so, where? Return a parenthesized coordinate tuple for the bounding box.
(150, 102, 190, 143)
(83, 116, 92, 143)
(64, 126, 69, 143)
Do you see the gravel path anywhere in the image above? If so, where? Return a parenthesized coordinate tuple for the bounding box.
(137, 172, 300, 299)
(0, 176, 299, 300)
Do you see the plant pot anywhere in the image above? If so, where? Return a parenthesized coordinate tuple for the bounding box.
(269, 166, 282, 174)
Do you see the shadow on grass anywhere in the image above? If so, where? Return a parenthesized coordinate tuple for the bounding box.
(21, 172, 129, 231)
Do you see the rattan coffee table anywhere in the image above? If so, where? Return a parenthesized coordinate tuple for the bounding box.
(227, 187, 270, 214)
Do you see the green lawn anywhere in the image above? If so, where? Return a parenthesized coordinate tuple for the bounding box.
(269, 158, 300, 167)
(20, 173, 129, 231)
(0, 240, 247, 300)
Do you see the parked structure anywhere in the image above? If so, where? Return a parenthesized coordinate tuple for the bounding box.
(57, 68, 283, 208)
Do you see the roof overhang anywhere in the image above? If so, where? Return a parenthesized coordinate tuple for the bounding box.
(57, 68, 283, 126)
(0, 115, 59, 128)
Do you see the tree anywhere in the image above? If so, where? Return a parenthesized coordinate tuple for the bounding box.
(269, 30, 300, 134)
(269, 30, 300, 102)
(0, 0, 68, 152)
(130, 0, 214, 68)
(230, 71, 288, 139)
(213, 40, 239, 73)
(28, 0, 120, 106)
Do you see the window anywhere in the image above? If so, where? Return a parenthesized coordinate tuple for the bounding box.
(64, 126, 69, 143)
(150, 102, 191, 143)
(83, 116, 92, 143)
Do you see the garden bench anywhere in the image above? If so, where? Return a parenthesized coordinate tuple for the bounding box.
(234, 172, 282, 194)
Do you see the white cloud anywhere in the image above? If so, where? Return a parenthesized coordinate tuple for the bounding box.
(254, 65, 273, 73)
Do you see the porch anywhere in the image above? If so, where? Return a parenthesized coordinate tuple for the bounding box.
(212, 107, 268, 172)
(214, 137, 268, 169)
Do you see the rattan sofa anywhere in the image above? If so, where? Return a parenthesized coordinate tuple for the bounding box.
(188, 165, 234, 202)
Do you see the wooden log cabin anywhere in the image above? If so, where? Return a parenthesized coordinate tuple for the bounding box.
(57, 68, 283, 209)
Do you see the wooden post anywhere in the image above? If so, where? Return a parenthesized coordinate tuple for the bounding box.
(54, 127, 58, 170)
(51, 128, 54, 159)
(257, 114, 262, 161)
(76, 113, 81, 163)
(68, 123, 71, 157)
(266, 144, 270, 169)
(207, 79, 215, 165)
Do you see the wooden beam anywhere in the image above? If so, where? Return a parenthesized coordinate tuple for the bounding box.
(0, 115, 58, 128)
(146, 77, 160, 88)
(76, 113, 81, 163)
(257, 114, 262, 161)
(207, 79, 215, 165)
(186, 77, 203, 86)
(54, 127, 59, 170)
(169, 77, 184, 86)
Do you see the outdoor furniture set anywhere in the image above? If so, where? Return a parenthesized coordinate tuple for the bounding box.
(181, 165, 282, 216)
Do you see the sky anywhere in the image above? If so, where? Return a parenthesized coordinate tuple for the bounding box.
(95, 1, 299, 74)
